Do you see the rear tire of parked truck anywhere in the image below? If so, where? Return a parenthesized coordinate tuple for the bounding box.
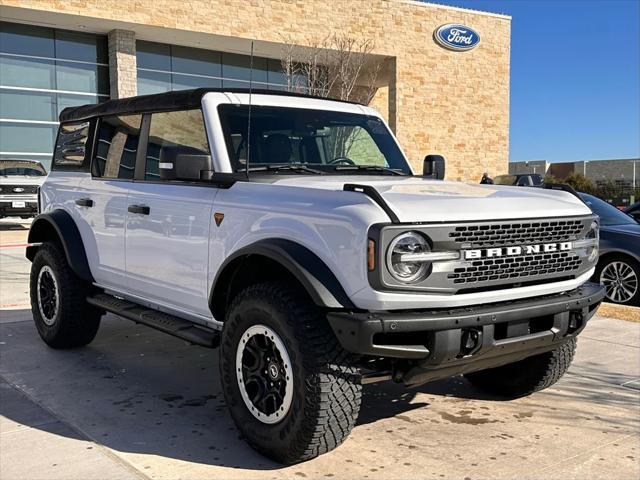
(219, 281, 362, 464)
(464, 338, 576, 398)
(30, 242, 102, 348)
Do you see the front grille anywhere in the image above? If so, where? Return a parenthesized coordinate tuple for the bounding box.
(447, 251, 582, 285)
(0, 185, 38, 195)
(449, 219, 584, 248)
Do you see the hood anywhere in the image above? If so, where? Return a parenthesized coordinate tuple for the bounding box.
(271, 176, 592, 222)
(0, 175, 46, 186)
(601, 223, 640, 236)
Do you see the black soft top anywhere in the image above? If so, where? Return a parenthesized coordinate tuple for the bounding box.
(59, 88, 358, 123)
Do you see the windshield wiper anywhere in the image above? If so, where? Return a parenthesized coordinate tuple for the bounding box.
(243, 164, 325, 174)
(334, 165, 407, 176)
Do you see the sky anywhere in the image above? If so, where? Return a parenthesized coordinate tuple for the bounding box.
(427, 0, 640, 163)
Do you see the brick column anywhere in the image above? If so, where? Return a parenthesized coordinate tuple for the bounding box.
(107, 29, 137, 99)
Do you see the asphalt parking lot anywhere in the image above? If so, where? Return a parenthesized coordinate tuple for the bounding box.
(1, 218, 639, 480)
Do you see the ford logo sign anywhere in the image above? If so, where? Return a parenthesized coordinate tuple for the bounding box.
(13, 187, 25, 193)
(434, 23, 480, 51)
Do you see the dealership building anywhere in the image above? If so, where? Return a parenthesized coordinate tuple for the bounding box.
(0, 0, 511, 180)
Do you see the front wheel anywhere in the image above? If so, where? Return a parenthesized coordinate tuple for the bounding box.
(464, 338, 576, 398)
(30, 242, 102, 348)
(219, 281, 362, 464)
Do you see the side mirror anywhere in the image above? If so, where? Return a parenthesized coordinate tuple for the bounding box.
(159, 149, 213, 181)
(423, 154, 445, 180)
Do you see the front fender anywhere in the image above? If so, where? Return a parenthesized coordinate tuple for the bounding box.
(26, 210, 93, 281)
(210, 238, 355, 310)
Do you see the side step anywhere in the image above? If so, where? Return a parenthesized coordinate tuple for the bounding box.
(87, 293, 220, 348)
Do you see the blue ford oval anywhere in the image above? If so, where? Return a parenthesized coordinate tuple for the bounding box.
(434, 24, 480, 51)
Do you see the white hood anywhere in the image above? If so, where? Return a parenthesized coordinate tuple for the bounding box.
(271, 176, 592, 222)
(0, 175, 46, 186)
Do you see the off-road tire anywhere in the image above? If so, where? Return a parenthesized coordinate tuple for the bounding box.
(30, 242, 102, 348)
(220, 281, 362, 464)
(464, 338, 576, 398)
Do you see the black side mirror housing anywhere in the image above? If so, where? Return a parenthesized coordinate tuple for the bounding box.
(423, 154, 445, 180)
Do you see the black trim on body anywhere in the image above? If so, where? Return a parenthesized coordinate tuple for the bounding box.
(210, 238, 355, 317)
(343, 183, 400, 224)
(26, 210, 94, 281)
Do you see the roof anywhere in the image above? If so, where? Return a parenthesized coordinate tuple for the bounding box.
(58, 88, 360, 123)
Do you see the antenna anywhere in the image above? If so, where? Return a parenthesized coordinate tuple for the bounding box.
(245, 41, 254, 180)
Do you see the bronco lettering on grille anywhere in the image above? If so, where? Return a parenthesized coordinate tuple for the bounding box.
(464, 242, 573, 260)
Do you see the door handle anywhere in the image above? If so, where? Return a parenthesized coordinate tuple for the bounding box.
(128, 204, 150, 215)
(75, 198, 93, 207)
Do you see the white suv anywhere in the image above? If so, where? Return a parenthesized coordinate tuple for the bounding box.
(0, 159, 46, 219)
(27, 88, 605, 463)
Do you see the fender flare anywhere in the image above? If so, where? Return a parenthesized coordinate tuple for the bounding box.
(26, 210, 94, 282)
(210, 238, 355, 314)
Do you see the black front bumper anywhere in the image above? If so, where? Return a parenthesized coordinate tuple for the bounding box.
(0, 201, 38, 217)
(328, 282, 605, 386)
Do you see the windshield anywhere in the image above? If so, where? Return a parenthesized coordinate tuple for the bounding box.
(578, 193, 638, 226)
(217, 105, 412, 175)
(0, 161, 46, 176)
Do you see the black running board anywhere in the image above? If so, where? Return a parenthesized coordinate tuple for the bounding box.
(87, 293, 220, 348)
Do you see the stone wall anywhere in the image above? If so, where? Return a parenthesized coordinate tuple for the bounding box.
(3, 0, 511, 181)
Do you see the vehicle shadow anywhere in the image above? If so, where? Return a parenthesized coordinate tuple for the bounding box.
(0, 221, 30, 231)
(1, 316, 638, 472)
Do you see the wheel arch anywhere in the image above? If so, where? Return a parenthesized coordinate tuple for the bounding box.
(209, 239, 355, 322)
(26, 210, 94, 282)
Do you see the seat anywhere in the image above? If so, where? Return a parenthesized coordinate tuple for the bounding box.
(264, 134, 292, 164)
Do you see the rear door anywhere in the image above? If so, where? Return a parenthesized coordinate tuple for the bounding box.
(74, 114, 142, 289)
(125, 109, 217, 321)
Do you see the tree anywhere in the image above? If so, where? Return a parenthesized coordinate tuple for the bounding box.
(562, 173, 598, 195)
(280, 34, 384, 104)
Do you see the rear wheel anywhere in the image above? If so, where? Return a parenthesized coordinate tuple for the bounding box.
(219, 281, 361, 464)
(464, 338, 576, 398)
(30, 242, 102, 348)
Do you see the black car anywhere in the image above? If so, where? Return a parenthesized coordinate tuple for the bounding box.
(625, 200, 640, 222)
(579, 193, 640, 306)
(493, 173, 544, 187)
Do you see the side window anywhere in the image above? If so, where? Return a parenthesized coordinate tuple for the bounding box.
(93, 115, 142, 179)
(53, 122, 90, 169)
(145, 110, 211, 181)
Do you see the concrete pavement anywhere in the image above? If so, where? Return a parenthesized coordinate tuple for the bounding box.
(1, 218, 639, 479)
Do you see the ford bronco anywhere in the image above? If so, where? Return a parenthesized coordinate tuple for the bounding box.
(0, 159, 46, 219)
(27, 88, 605, 463)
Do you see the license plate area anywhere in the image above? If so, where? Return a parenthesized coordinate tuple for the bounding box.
(11, 201, 26, 208)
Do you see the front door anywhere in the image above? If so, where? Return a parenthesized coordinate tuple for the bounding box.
(125, 109, 217, 320)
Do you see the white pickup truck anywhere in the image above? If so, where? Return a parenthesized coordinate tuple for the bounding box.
(27, 88, 604, 463)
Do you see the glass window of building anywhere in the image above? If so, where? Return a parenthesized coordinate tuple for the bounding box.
(136, 41, 292, 95)
(0, 22, 109, 170)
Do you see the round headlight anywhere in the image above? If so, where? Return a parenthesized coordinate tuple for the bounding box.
(386, 231, 431, 283)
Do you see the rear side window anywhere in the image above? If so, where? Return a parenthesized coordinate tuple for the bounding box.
(144, 110, 210, 181)
(93, 115, 142, 179)
(53, 122, 91, 169)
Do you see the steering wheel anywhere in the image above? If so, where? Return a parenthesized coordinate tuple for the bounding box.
(328, 157, 356, 166)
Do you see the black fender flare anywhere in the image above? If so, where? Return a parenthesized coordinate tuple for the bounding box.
(210, 238, 355, 316)
(26, 210, 94, 282)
